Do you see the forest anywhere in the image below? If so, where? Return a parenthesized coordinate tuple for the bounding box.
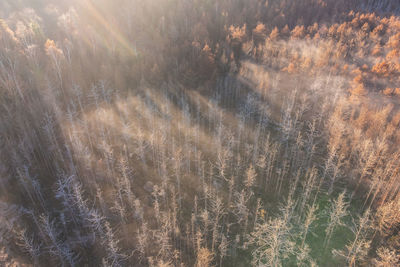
(0, 0, 400, 266)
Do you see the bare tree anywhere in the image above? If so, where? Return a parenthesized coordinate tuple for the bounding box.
(324, 191, 349, 248)
(246, 216, 294, 266)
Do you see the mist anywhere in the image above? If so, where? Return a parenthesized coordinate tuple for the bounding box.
(1, 1, 400, 266)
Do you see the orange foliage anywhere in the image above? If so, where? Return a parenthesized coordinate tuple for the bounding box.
(229, 24, 247, 42)
(286, 62, 296, 73)
(337, 23, 347, 37)
(361, 22, 370, 32)
(307, 23, 319, 36)
(372, 44, 382, 56)
(383, 87, 394, 96)
(269, 27, 279, 40)
(395, 88, 400, 97)
(45, 39, 64, 57)
(372, 61, 398, 77)
(253, 23, 266, 36)
(355, 105, 369, 129)
(350, 75, 367, 96)
(291, 25, 305, 39)
(0, 20, 19, 45)
(328, 24, 338, 37)
(387, 33, 400, 49)
(202, 44, 215, 62)
(301, 57, 312, 70)
(391, 111, 400, 126)
(386, 49, 400, 61)
(372, 24, 385, 36)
